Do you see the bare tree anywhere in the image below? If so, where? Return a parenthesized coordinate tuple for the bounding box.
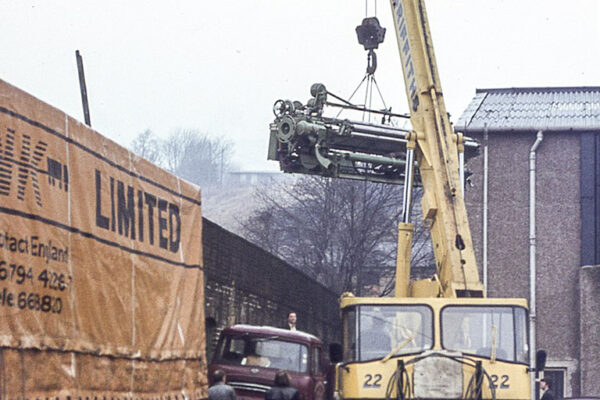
(241, 176, 434, 296)
(131, 128, 233, 187)
(162, 128, 233, 187)
(131, 129, 162, 165)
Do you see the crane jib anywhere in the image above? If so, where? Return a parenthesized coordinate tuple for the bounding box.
(392, 1, 418, 111)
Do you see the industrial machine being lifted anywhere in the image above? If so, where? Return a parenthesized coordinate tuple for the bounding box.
(268, 1, 546, 400)
(270, 84, 479, 186)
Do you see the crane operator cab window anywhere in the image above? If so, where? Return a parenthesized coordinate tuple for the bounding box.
(441, 306, 529, 363)
(342, 305, 433, 362)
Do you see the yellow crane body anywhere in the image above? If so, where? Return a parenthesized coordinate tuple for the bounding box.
(331, 2, 536, 399)
(267, 1, 542, 399)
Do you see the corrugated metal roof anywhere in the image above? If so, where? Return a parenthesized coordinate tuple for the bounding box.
(455, 87, 600, 133)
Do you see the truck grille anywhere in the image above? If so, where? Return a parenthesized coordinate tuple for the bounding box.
(229, 381, 271, 393)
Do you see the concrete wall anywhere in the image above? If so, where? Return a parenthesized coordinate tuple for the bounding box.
(580, 265, 600, 396)
(202, 218, 341, 359)
(465, 131, 582, 396)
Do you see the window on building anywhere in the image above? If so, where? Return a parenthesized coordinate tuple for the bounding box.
(537, 368, 565, 399)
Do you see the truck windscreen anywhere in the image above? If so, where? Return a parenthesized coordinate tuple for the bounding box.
(441, 306, 528, 363)
(215, 335, 309, 373)
(343, 305, 433, 362)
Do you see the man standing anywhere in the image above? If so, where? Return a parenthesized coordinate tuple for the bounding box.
(540, 378, 556, 400)
(285, 312, 297, 331)
(209, 370, 237, 400)
(265, 370, 300, 400)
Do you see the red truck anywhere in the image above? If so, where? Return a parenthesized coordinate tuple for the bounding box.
(209, 325, 331, 400)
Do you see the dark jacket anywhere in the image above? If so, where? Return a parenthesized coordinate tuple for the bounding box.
(208, 382, 237, 400)
(283, 322, 299, 331)
(265, 385, 300, 400)
(541, 389, 556, 400)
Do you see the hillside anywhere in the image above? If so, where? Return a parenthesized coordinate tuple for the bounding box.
(201, 185, 260, 236)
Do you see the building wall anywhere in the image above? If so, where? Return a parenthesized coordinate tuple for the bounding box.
(465, 131, 582, 396)
(579, 265, 600, 396)
(202, 218, 341, 359)
(536, 133, 581, 397)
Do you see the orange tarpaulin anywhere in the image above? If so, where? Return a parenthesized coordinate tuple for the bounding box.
(0, 79, 207, 398)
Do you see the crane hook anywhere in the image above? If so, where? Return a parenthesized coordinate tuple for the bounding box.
(367, 49, 377, 75)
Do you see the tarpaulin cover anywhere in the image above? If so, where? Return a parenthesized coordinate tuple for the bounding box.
(0, 79, 207, 399)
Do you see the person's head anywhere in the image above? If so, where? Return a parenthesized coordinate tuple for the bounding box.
(213, 369, 226, 384)
(287, 312, 297, 325)
(540, 378, 552, 390)
(274, 370, 291, 387)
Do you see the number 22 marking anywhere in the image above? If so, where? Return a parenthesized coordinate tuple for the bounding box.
(490, 374, 510, 389)
(363, 374, 382, 388)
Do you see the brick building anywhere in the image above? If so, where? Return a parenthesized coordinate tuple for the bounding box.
(202, 218, 341, 359)
(456, 87, 600, 397)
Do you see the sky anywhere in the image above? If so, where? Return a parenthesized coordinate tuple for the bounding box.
(1, 1, 599, 171)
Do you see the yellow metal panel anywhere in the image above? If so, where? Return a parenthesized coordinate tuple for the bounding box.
(340, 296, 528, 309)
(395, 222, 414, 297)
(338, 357, 530, 400)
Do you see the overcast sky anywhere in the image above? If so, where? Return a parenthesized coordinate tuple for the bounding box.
(1, 1, 599, 171)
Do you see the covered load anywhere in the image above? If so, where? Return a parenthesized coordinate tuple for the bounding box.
(0, 79, 207, 399)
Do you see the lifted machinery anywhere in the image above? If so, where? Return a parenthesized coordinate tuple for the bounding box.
(268, 1, 545, 399)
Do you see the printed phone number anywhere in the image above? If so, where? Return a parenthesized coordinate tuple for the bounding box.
(0, 288, 63, 314)
(0, 261, 71, 291)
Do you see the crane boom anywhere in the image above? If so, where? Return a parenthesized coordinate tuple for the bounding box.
(390, 0, 483, 297)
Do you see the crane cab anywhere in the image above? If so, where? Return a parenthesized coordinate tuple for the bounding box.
(335, 296, 531, 400)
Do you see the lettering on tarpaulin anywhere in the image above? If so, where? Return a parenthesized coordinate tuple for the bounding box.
(0, 261, 72, 293)
(0, 126, 69, 207)
(0, 257, 72, 316)
(94, 169, 181, 253)
(46, 157, 69, 191)
(0, 232, 69, 265)
(0, 287, 63, 314)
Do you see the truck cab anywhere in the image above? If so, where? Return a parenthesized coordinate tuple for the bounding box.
(209, 325, 330, 400)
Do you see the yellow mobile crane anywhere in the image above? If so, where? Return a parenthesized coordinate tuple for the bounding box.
(268, 1, 546, 399)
